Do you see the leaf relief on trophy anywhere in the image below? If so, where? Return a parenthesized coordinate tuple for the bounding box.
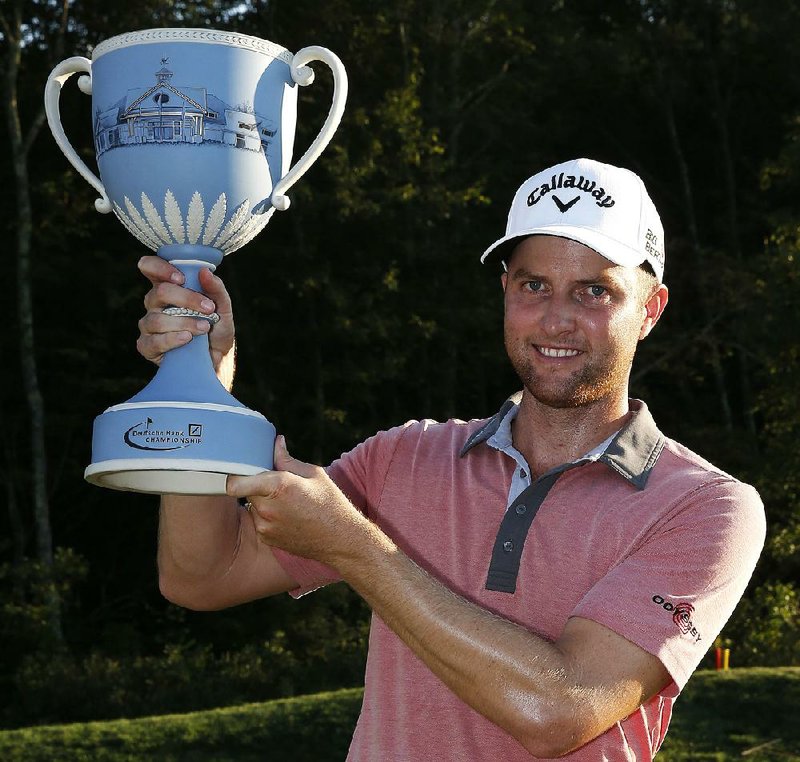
(112, 191, 272, 254)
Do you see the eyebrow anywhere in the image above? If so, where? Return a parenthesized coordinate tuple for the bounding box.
(508, 267, 546, 281)
(574, 274, 625, 288)
(509, 268, 625, 288)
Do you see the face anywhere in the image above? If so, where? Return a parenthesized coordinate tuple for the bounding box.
(501, 236, 667, 409)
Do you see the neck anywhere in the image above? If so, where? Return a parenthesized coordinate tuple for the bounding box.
(511, 390, 631, 478)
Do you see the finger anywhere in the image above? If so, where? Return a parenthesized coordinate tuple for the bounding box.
(226, 470, 287, 500)
(250, 509, 273, 540)
(137, 331, 192, 363)
(144, 281, 216, 314)
(198, 269, 233, 317)
(139, 312, 211, 338)
(273, 435, 319, 479)
(138, 255, 185, 286)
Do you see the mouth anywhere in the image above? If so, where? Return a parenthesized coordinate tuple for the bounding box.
(534, 345, 582, 358)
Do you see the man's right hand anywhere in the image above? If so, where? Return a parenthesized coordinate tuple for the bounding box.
(136, 255, 236, 378)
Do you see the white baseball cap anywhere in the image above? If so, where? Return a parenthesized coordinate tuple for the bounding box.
(481, 158, 665, 282)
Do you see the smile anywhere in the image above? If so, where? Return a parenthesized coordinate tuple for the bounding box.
(535, 346, 581, 358)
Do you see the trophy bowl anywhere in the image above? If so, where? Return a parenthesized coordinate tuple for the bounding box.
(44, 28, 347, 495)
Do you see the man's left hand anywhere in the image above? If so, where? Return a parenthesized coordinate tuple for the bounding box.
(226, 436, 364, 565)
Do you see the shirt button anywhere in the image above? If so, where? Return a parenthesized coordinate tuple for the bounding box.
(520, 468, 527, 478)
(515, 503, 527, 515)
(503, 540, 514, 552)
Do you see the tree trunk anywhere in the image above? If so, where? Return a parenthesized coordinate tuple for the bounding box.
(1, 0, 67, 643)
(654, 56, 734, 431)
(706, 50, 758, 441)
(0, 407, 26, 567)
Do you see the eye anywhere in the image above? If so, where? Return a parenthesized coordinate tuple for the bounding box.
(524, 280, 544, 293)
(579, 284, 612, 305)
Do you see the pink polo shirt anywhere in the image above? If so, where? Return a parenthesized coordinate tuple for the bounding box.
(273, 398, 765, 761)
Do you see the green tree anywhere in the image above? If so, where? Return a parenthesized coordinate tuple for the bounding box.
(1, 0, 75, 644)
(3, 0, 800, 727)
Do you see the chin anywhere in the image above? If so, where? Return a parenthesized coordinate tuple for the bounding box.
(516, 367, 616, 409)
(510, 352, 624, 410)
(527, 387, 597, 409)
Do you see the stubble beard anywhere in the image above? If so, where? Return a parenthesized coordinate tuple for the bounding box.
(505, 335, 634, 410)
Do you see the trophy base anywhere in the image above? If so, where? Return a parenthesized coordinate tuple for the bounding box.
(85, 459, 266, 495)
(86, 400, 276, 495)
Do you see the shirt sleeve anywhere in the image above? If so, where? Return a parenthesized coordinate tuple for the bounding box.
(272, 423, 414, 597)
(571, 477, 765, 689)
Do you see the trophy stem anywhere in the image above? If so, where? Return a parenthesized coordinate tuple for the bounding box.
(85, 243, 276, 494)
(128, 245, 238, 407)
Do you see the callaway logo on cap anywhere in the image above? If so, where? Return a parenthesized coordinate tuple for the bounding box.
(481, 158, 666, 282)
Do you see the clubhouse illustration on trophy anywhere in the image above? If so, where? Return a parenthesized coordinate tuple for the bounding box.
(44, 29, 347, 495)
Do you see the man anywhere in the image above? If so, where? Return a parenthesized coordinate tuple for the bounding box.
(138, 158, 765, 760)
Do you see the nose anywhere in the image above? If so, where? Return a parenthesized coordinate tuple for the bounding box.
(540, 292, 577, 337)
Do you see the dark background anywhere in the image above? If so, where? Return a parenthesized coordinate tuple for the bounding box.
(2, 0, 799, 727)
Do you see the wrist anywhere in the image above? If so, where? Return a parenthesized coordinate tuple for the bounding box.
(215, 338, 236, 391)
(329, 507, 395, 580)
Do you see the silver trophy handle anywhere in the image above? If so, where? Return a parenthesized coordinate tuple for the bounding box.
(44, 57, 112, 214)
(270, 46, 348, 212)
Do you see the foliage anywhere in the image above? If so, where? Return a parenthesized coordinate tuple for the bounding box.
(720, 582, 800, 668)
(1, 587, 369, 729)
(658, 668, 800, 760)
(0, 547, 87, 664)
(5, 635, 361, 728)
(2, 0, 800, 729)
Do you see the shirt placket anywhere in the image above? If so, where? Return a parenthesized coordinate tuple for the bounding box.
(485, 463, 578, 594)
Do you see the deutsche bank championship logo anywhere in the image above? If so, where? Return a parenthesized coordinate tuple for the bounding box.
(123, 418, 204, 451)
(651, 594, 702, 643)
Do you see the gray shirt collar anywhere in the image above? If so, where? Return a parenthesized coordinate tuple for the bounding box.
(460, 393, 665, 490)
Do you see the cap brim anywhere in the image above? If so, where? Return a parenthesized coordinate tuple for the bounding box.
(481, 224, 649, 272)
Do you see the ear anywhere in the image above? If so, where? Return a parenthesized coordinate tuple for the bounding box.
(639, 284, 669, 340)
(501, 272, 508, 292)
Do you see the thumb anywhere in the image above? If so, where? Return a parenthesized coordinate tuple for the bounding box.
(273, 434, 318, 478)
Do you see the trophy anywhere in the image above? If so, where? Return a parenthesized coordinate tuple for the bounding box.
(44, 29, 347, 495)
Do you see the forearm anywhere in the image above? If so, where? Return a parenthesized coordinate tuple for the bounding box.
(334, 517, 586, 756)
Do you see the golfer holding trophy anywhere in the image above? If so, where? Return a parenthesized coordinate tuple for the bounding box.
(45, 28, 347, 495)
(45, 28, 768, 761)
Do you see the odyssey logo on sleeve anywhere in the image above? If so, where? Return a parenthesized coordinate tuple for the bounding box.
(651, 594, 702, 643)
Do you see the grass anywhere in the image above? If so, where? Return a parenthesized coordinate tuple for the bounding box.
(0, 688, 364, 762)
(657, 667, 800, 760)
(0, 668, 797, 760)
